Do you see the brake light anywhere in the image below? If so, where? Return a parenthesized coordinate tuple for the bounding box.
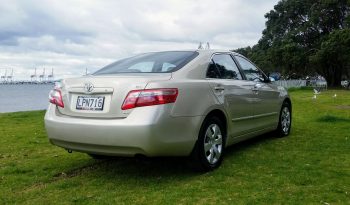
(49, 89, 64, 108)
(121, 88, 178, 110)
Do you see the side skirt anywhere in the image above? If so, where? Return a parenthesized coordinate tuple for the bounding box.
(226, 126, 276, 147)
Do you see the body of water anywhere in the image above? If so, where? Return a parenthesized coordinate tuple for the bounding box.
(0, 84, 54, 113)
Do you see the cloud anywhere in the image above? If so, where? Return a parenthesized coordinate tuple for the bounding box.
(0, 0, 278, 80)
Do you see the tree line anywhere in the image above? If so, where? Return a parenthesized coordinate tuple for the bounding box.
(234, 0, 350, 87)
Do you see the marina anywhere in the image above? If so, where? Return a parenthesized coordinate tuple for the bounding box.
(0, 68, 91, 112)
(0, 68, 57, 85)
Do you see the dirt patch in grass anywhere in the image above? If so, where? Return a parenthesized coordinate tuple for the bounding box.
(53, 162, 104, 179)
(335, 105, 350, 110)
(21, 182, 47, 193)
(317, 114, 350, 122)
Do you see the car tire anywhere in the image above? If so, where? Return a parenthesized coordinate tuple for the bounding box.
(189, 116, 226, 171)
(276, 101, 292, 137)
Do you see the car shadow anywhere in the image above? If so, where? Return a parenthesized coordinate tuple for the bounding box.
(224, 131, 277, 157)
(54, 132, 278, 181)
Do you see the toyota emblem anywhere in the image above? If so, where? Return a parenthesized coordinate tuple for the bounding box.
(84, 82, 94, 93)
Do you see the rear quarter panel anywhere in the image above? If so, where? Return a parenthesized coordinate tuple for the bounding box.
(145, 80, 219, 117)
(145, 79, 233, 148)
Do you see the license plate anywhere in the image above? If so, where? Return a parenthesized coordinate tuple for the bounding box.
(76, 96, 105, 111)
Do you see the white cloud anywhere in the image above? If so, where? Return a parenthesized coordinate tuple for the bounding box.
(0, 0, 279, 80)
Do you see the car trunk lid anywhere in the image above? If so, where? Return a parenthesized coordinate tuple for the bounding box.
(57, 73, 172, 118)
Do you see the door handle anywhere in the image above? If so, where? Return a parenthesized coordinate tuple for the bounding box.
(214, 86, 225, 91)
(252, 83, 262, 92)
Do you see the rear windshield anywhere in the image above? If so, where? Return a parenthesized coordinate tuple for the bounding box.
(93, 51, 198, 75)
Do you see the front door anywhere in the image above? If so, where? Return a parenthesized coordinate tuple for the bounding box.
(234, 55, 280, 130)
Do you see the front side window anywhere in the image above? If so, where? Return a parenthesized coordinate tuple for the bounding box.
(206, 54, 242, 80)
(94, 51, 198, 75)
(235, 56, 266, 82)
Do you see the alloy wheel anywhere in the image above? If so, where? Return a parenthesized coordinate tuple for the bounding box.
(203, 124, 223, 164)
(281, 107, 291, 134)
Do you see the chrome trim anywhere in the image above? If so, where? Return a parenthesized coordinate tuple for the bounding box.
(232, 112, 278, 122)
(68, 87, 114, 94)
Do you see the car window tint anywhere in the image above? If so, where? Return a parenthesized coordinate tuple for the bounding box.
(212, 54, 242, 80)
(94, 51, 198, 74)
(206, 62, 221, 78)
(128, 62, 154, 72)
(235, 56, 265, 82)
(162, 62, 176, 72)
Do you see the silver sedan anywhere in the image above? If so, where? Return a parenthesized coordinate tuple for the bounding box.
(45, 49, 292, 171)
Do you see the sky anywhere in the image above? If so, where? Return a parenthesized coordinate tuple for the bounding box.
(0, 0, 279, 80)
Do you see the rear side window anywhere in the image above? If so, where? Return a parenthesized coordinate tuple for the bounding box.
(94, 51, 198, 75)
(206, 54, 242, 80)
(206, 62, 221, 78)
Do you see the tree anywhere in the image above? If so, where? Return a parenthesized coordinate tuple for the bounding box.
(310, 29, 350, 86)
(234, 0, 350, 86)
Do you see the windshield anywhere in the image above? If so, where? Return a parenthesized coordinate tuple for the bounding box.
(93, 51, 198, 75)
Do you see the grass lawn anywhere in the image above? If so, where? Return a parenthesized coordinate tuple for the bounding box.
(0, 89, 349, 204)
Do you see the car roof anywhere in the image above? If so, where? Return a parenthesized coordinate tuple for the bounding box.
(144, 49, 243, 57)
(196, 49, 238, 54)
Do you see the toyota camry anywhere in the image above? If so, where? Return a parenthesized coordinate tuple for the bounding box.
(45, 49, 292, 171)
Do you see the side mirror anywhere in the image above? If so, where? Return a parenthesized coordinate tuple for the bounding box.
(264, 72, 271, 83)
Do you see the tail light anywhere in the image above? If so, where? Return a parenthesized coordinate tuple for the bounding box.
(121, 88, 178, 110)
(49, 89, 64, 108)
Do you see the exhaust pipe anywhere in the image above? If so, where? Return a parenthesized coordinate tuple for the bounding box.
(66, 149, 72, 153)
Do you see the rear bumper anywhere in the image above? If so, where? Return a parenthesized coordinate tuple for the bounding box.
(44, 104, 203, 157)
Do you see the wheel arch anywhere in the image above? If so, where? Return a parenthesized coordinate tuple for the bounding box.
(283, 97, 292, 111)
(203, 109, 228, 138)
(189, 108, 228, 171)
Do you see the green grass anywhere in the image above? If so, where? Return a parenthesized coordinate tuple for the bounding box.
(1, 89, 350, 204)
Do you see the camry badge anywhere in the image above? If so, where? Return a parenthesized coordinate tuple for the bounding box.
(84, 82, 94, 93)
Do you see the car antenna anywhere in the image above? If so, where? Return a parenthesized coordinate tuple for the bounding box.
(205, 42, 210, 49)
(198, 42, 204, 49)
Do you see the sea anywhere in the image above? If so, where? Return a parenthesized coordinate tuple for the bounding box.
(0, 84, 54, 113)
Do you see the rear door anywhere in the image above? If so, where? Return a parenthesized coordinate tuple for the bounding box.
(234, 55, 280, 130)
(206, 53, 257, 137)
